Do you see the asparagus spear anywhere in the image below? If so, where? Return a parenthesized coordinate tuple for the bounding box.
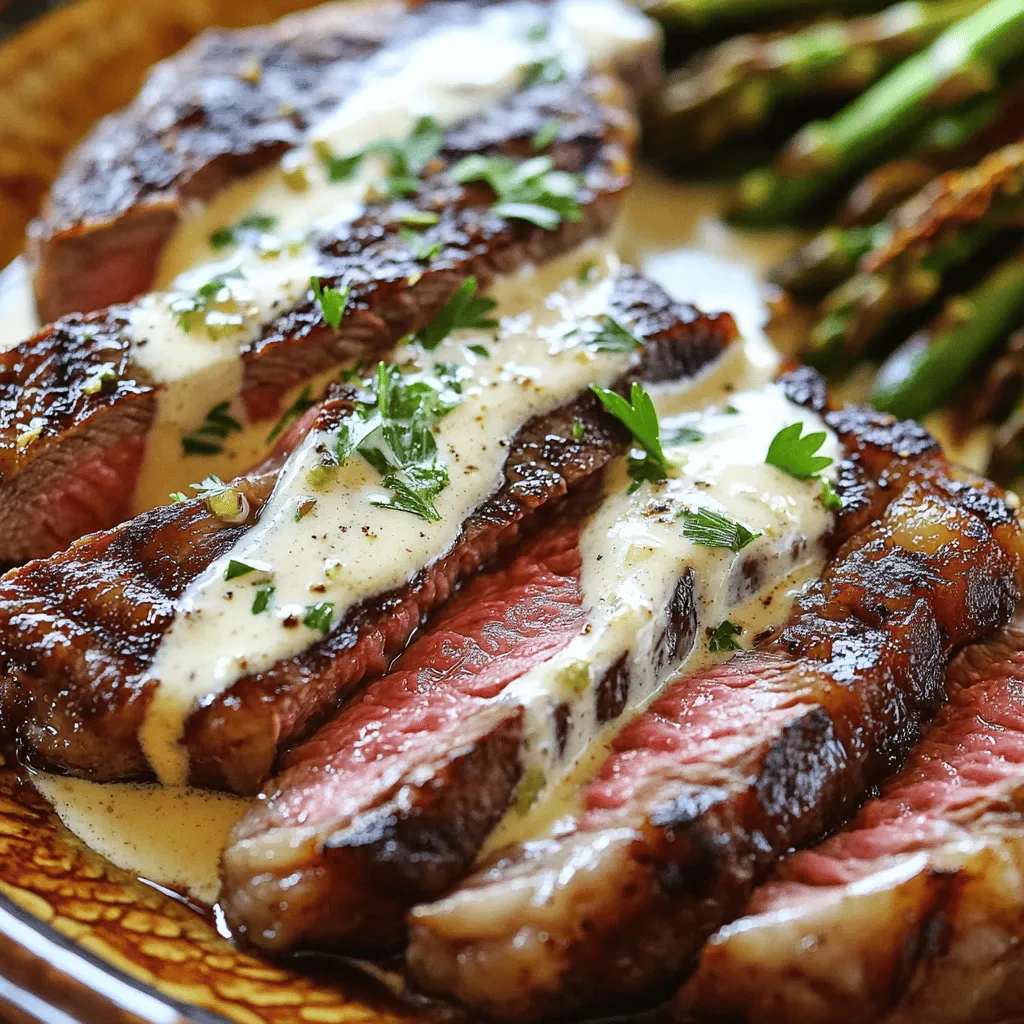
(803, 140, 1024, 365)
(648, 0, 988, 164)
(731, 0, 1024, 224)
(871, 245, 1024, 419)
(770, 223, 887, 296)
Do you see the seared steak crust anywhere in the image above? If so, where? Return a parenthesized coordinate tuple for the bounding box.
(679, 617, 1024, 1024)
(0, 272, 735, 795)
(405, 396, 1024, 1022)
(29, 0, 660, 322)
(1, 68, 638, 565)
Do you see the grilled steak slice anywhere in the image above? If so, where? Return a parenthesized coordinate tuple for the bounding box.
(222, 501, 591, 954)
(1, 66, 638, 566)
(0, 271, 735, 795)
(219, 366, 839, 956)
(405, 404, 1024, 1022)
(28, 0, 661, 321)
(677, 614, 1024, 1024)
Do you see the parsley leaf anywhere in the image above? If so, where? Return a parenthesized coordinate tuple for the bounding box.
(209, 213, 277, 250)
(466, 343, 490, 358)
(415, 277, 498, 350)
(572, 418, 585, 441)
(267, 385, 316, 443)
(709, 620, 743, 652)
(372, 115, 443, 197)
(400, 209, 440, 227)
(252, 586, 274, 614)
(170, 269, 245, 337)
(311, 277, 350, 330)
(765, 422, 833, 479)
(400, 227, 442, 263)
(531, 118, 562, 152)
(182, 401, 241, 456)
(679, 507, 761, 551)
(82, 362, 119, 396)
(224, 559, 257, 581)
(663, 424, 704, 445)
(303, 601, 334, 633)
(451, 154, 582, 231)
(591, 381, 672, 491)
(821, 477, 843, 511)
(523, 56, 565, 85)
(588, 317, 641, 353)
(313, 141, 364, 183)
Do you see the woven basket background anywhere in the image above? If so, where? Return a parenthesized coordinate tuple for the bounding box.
(0, 0, 323, 266)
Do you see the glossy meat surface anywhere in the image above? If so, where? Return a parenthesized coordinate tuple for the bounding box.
(405, 398, 1024, 1021)
(0, 272, 735, 795)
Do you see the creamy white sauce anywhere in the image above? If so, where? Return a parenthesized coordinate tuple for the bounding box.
(0, 256, 38, 351)
(483, 379, 838, 849)
(31, 773, 248, 905)
(141, 244, 639, 785)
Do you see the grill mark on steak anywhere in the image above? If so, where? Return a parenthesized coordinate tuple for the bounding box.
(1, 68, 639, 566)
(0, 272, 735, 796)
(678, 614, 1024, 1024)
(28, 0, 661, 322)
(404, 403, 1024, 1022)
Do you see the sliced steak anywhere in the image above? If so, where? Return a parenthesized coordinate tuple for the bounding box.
(28, 0, 661, 321)
(0, 271, 735, 796)
(221, 499, 591, 954)
(218, 367, 836, 957)
(1, 67, 638, 566)
(677, 614, 1024, 1024)
(405, 405, 1024, 1021)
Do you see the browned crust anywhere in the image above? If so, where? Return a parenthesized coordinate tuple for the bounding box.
(0, 270, 736, 795)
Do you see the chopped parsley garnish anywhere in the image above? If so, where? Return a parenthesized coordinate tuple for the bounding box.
(169, 492, 188, 503)
(514, 766, 546, 814)
(182, 401, 241, 456)
(252, 586, 274, 615)
(267, 385, 316, 443)
(313, 141, 365, 183)
(311, 277, 349, 330)
(572, 418, 585, 441)
(82, 362, 119, 396)
(821, 477, 843, 511)
(400, 227, 442, 263)
(451, 153, 582, 231)
(724, 404, 740, 414)
(171, 269, 245, 336)
(525, 20, 549, 41)
(523, 56, 565, 85)
(373, 115, 443, 197)
(531, 118, 562, 152)
(209, 213, 277, 250)
(588, 317, 641, 353)
(466, 343, 490, 358)
(766, 421, 833, 479)
(663, 425, 704, 445)
(399, 209, 440, 227)
(224, 559, 258, 581)
(680, 507, 760, 552)
(414, 277, 497, 350)
(591, 381, 673, 493)
(294, 497, 317, 522)
(577, 260, 597, 283)
(709, 620, 743, 652)
(303, 600, 335, 634)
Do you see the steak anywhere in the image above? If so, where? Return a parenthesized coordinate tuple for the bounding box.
(218, 367, 833, 958)
(405, 392, 1024, 1021)
(677, 613, 1024, 1024)
(0, 270, 735, 796)
(28, 0, 661, 322)
(1, 66, 638, 566)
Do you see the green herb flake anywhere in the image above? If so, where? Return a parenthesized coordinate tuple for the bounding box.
(572, 418, 585, 441)
(252, 586, 275, 615)
(414, 277, 497, 350)
(168, 492, 189, 504)
(400, 228, 442, 263)
(531, 118, 562, 152)
(224, 559, 258, 581)
(680, 507, 761, 552)
(709, 620, 743, 653)
(557, 659, 591, 694)
(182, 401, 242, 457)
(766, 421, 834, 479)
(525, 20, 548, 41)
(399, 209, 440, 227)
(267, 385, 316, 444)
(821, 477, 843, 511)
(663, 425, 704, 445)
(588, 317, 641, 353)
(523, 56, 565, 85)
(724, 404, 740, 415)
(294, 497, 317, 522)
(209, 213, 278, 250)
(82, 362, 119, 396)
(451, 153, 581, 231)
(577, 260, 597, 284)
(466, 343, 490, 359)
(591, 382, 673, 492)
(303, 600, 335, 634)
(311, 277, 350, 330)
(514, 766, 547, 814)
(313, 140, 364, 183)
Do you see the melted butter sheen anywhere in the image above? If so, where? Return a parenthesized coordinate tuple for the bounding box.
(141, 245, 634, 785)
